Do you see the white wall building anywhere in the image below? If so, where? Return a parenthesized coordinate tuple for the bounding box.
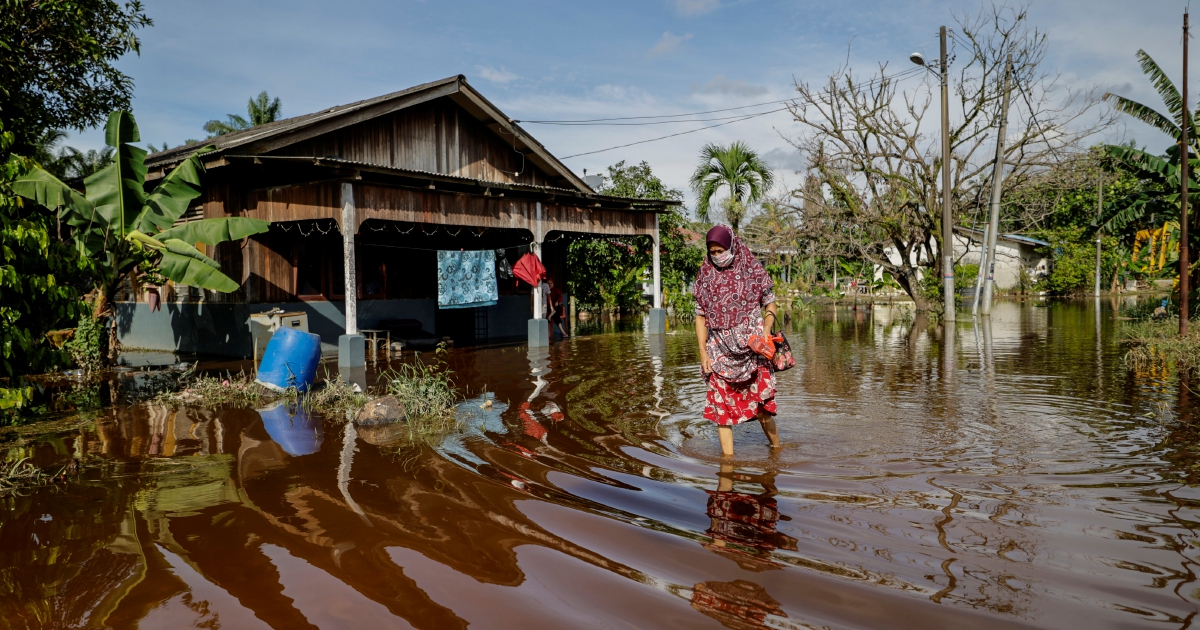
(876, 227, 1050, 291)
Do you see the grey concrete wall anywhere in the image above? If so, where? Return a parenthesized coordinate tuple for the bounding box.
(116, 296, 531, 357)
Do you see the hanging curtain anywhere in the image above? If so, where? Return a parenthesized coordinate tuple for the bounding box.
(437, 250, 499, 309)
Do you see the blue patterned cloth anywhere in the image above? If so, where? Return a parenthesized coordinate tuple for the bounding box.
(437, 250, 499, 309)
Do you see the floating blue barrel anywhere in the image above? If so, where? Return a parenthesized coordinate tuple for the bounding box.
(255, 327, 321, 393)
(259, 402, 323, 456)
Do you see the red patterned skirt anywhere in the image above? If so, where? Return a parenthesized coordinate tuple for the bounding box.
(704, 365, 776, 426)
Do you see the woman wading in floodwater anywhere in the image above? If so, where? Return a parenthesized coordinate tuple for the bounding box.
(694, 225, 781, 457)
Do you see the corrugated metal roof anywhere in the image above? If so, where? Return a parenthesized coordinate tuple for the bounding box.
(143, 75, 595, 194)
(229, 155, 677, 210)
(954, 226, 1049, 247)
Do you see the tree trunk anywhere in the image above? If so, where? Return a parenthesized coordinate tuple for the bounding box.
(93, 280, 121, 367)
(894, 267, 933, 312)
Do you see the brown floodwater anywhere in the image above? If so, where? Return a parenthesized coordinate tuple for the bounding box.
(3, 299, 1198, 629)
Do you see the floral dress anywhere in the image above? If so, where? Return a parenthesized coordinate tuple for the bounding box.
(698, 290, 777, 426)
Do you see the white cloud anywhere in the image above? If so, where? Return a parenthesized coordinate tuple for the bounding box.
(691, 75, 769, 96)
(761, 147, 804, 174)
(672, 0, 719, 16)
(476, 65, 519, 84)
(649, 31, 692, 57)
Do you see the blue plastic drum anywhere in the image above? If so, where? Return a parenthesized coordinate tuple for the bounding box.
(259, 402, 323, 456)
(255, 327, 321, 393)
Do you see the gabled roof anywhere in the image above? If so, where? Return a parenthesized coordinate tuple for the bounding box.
(144, 75, 592, 192)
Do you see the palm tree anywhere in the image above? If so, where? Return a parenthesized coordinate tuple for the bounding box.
(63, 147, 115, 179)
(203, 91, 282, 137)
(689, 141, 774, 233)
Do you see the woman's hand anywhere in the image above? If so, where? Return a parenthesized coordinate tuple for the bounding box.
(700, 351, 713, 375)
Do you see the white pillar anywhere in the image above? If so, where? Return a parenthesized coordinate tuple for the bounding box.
(533, 201, 543, 320)
(647, 213, 666, 334)
(338, 182, 365, 370)
(341, 182, 358, 335)
(528, 201, 549, 347)
(652, 214, 662, 309)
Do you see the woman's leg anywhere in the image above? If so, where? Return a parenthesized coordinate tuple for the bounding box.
(718, 426, 734, 456)
(758, 411, 781, 448)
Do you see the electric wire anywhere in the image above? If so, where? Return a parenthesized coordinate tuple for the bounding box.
(519, 66, 925, 125)
(556, 67, 926, 159)
(556, 109, 782, 158)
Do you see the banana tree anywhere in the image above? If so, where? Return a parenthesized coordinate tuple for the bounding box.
(12, 111, 269, 360)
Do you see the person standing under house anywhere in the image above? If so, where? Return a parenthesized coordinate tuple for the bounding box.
(547, 278, 568, 338)
(694, 225, 781, 457)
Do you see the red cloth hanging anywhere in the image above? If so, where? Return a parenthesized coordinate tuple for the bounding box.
(512, 252, 546, 287)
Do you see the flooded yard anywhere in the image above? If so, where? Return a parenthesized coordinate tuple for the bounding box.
(4, 300, 1199, 629)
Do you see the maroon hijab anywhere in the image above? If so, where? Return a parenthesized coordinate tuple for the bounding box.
(693, 227, 773, 329)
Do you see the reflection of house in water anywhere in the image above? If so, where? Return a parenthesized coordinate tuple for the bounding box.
(118, 75, 676, 356)
(8, 406, 702, 628)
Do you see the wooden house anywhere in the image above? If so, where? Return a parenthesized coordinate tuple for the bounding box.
(118, 76, 675, 357)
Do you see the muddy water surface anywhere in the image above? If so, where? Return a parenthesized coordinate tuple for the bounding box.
(4, 300, 1199, 629)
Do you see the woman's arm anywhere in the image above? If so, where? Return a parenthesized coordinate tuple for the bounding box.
(763, 301, 778, 332)
(696, 314, 712, 374)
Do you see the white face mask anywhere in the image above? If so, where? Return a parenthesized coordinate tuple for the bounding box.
(711, 249, 734, 268)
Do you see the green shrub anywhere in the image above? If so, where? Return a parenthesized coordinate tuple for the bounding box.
(63, 312, 104, 372)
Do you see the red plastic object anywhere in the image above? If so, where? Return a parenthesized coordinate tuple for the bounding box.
(513, 253, 546, 287)
(747, 334, 775, 360)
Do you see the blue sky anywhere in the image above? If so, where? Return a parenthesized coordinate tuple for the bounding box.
(68, 0, 1189, 208)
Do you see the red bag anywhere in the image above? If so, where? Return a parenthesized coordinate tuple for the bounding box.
(771, 332, 795, 371)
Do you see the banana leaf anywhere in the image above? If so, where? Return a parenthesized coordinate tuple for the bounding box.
(85, 111, 148, 238)
(157, 250, 238, 292)
(155, 217, 270, 245)
(10, 165, 95, 221)
(134, 147, 215, 233)
(161, 238, 221, 269)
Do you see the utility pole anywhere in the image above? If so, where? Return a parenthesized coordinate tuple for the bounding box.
(940, 26, 956, 324)
(980, 54, 1014, 316)
(1095, 181, 1103, 298)
(1182, 9, 1191, 337)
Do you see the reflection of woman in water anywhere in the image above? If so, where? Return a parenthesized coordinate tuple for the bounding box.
(704, 460, 797, 564)
(693, 225, 781, 457)
(694, 462, 796, 627)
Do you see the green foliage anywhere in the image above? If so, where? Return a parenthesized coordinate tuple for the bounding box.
(954, 264, 979, 291)
(203, 91, 283, 137)
(569, 239, 648, 311)
(0, 126, 91, 377)
(689, 141, 774, 229)
(1035, 228, 1123, 295)
(569, 161, 702, 313)
(12, 111, 270, 309)
(0, 0, 152, 156)
(381, 350, 461, 442)
(1101, 48, 1200, 268)
(63, 312, 104, 371)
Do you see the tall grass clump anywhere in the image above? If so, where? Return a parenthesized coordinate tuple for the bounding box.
(1121, 317, 1200, 374)
(155, 370, 280, 408)
(379, 352, 461, 438)
(303, 370, 368, 420)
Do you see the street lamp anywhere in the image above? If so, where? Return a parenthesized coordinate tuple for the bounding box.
(909, 29, 954, 324)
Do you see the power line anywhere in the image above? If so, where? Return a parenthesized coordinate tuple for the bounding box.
(517, 100, 793, 124)
(524, 110, 789, 126)
(560, 110, 784, 159)
(557, 67, 926, 159)
(520, 66, 925, 125)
